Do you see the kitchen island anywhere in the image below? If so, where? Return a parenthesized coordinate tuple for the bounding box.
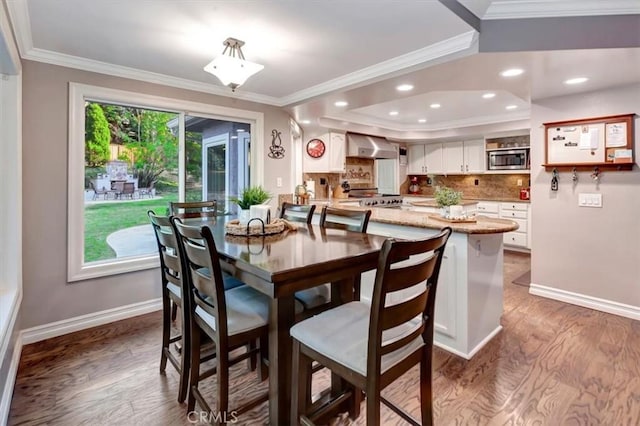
(310, 201, 518, 359)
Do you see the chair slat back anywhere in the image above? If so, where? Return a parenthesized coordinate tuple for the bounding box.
(148, 211, 182, 290)
(172, 218, 229, 340)
(319, 206, 371, 233)
(368, 227, 452, 369)
(170, 201, 217, 219)
(279, 202, 316, 224)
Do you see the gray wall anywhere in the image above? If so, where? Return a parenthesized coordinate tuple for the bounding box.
(21, 60, 293, 329)
(530, 83, 640, 306)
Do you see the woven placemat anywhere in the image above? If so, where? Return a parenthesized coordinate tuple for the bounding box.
(224, 218, 297, 237)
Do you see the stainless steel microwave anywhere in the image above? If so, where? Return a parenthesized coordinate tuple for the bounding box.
(487, 149, 529, 170)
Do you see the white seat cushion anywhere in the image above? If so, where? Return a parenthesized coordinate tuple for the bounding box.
(196, 285, 271, 336)
(295, 284, 330, 310)
(290, 301, 424, 376)
(166, 282, 181, 298)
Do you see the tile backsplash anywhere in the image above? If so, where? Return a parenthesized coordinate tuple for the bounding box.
(401, 174, 531, 200)
(303, 158, 375, 199)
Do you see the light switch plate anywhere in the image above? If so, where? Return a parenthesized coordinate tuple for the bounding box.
(579, 193, 602, 208)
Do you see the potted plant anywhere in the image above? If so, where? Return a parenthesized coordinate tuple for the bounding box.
(434, 186, 463, 217)
(231, 185, 271, 224)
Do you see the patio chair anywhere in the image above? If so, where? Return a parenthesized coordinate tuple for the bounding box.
(138, 181, 155, 199)
(120, 182, 135, 199)
(89, 181, 108, 200)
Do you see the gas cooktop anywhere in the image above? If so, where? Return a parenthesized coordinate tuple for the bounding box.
(347, 188, 403, 207)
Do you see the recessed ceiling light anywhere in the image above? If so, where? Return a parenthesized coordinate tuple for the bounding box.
(500, 68, 524, 77)
(231, 135, 238, 139)
(482, 93, 496, 99)
(389, 111, 399, 116)
(430, 103, 441, 109)
(300, 119, 311, 124)
(505, 105, 518, 110)
(334, 101, 348, 107)
(565, 77, 589, 85)
(237, 129, 245, 132)
(396, 84, 414, 92)
(418, 118, 427, 123)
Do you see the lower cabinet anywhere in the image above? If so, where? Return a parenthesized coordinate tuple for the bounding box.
(499, 202, 529, 249)
(361, 223, 505, 359)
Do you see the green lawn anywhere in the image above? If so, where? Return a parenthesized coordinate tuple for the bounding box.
(84, 193, 178, 262)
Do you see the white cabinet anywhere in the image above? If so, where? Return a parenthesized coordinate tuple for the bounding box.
(407, 143, 443, 174)
(464, 139, 485, 173)
(500, 202, 529, 249)
(476, 201, 500, 219)
(303, 132, 345, 173)
(443, 141, 465, 173)
(328, 132, 346, 172)
(443, 140, 485, 174)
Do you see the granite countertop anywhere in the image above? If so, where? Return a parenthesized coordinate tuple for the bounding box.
(402, 194, 530, 203)
(309, 200, 518, 235)
(410, 200, 478, 207)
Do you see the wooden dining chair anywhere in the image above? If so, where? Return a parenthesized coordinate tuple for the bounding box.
(294, 206, 372, 314)
(172, 218, 269, 421)
(290, 227, 452, 426)
(148, 210, 246, 403)
(279, 202, 316, 224)
(147, 210, 193, 403)
(170, 200, 217, 219)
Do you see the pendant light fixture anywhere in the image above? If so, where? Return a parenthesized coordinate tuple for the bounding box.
(204, 37, 264, 91)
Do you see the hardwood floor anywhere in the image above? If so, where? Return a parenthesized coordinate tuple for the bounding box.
(8, 252, 640, 425)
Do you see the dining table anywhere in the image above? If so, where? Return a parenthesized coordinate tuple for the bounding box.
(191, 215, 390, 425)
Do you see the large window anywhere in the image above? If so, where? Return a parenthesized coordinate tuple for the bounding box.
(68, 83, 264, 281)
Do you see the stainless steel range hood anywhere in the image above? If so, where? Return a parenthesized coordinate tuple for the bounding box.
(346, 133, 398, 159)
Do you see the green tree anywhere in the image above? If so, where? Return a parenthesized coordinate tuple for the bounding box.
(85, 103, 111, 167)
(100, 104, 180, 189)
(124, 108, 179, 188)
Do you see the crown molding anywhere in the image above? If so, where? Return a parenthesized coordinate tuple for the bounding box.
(7, 0, 280, 105)
(6, 0, 480, 109)
(24, 48, 281, 105)
(279, 30, 479, 106)
(319, 108, 530, 138)
(5, 0, 31, 59)
(483, 0, 640, 20)
(0, 1, 21, 74)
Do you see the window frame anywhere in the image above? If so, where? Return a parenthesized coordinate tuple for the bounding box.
(68, 83, 264, 282)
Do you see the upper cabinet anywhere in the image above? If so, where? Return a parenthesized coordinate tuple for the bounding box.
(328, 132, 346, 172)
(442, 139, 485, 174)
(407, 143, 443, 175)
(303, 132, 346, 173)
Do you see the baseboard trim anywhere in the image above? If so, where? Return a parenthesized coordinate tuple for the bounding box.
(530, 283, 640, 321)
(21, 298, 162, 345)
(434, 325, 503, 360)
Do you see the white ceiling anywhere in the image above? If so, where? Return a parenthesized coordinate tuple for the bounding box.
(6, 0, 640, 139)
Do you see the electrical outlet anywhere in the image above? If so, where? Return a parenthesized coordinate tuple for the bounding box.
(276, 177, 282, 187)
(474, 179, 479, 186)
(517, 179, 523, 186)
